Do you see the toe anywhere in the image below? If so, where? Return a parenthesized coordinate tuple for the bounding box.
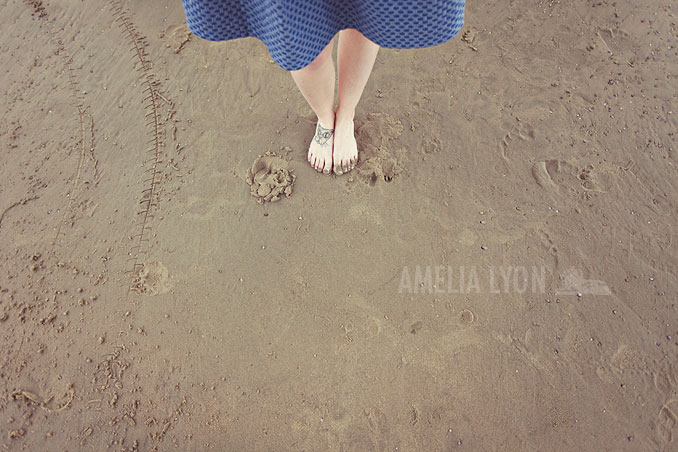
(352, 159, 358, 170)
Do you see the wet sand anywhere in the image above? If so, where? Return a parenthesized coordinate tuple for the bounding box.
(1, 0, 677, 450)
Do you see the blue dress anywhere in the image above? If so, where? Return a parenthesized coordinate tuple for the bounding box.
(181, 0, 466, 71)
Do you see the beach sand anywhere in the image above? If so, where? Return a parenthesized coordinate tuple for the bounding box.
(1, 0, 677, 450)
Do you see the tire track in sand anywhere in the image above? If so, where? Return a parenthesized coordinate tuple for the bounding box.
(109, 1, 174, 291)
(20, 0, 98, 254)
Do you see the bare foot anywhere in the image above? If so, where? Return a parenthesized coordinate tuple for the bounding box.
(332, 110, 358, 175)
(307, 120, 334, 174)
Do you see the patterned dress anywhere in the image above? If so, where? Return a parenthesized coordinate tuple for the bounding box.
(181, 0, 466, 70)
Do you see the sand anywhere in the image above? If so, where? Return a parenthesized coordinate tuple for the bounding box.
(1, 0, 677, 450)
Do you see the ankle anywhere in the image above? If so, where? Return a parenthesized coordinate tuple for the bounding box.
(316, 112, 335, 129)
(335, 106, 355, 122)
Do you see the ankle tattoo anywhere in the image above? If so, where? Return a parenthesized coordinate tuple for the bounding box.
(314, 123, 334, 145)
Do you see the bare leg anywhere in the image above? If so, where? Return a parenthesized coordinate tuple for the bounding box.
(334, 29, 379, 175)
(290, 37, 336, 174)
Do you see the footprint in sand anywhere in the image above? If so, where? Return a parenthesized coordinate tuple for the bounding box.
(381, 158, 396, 182)
(531, 159, 610, 193)
(531, 161, 558, 189)
(353, 113, 406, 186)
(131, 261, 172, 295)
(656, 400, 678, 444)
(245, 150, 296, 204)
(576, 164, 610, 192)
(461, 28, 479, 50)
(160, 24, 192, 54)
(653, 365, 678, 446)
(500, 119, 535, 160)
(534, 229, 559, 268)
(596, 27, 633, 55)
(422, 135, 442, 155)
